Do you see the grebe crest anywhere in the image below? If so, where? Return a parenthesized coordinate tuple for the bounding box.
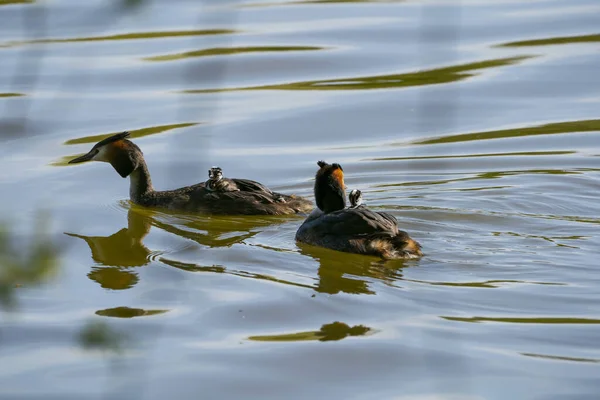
(349, 189, 363, 208)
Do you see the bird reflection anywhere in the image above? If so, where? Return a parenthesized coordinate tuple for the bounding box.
(65, 209, 152, 290)
(297, 243, 408, 295)
(65, 207, 299, 290)
(67, 207, 409, 295)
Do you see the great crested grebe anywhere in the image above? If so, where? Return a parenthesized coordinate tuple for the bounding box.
(68, 132, 313, 215)
(295, 161, 422, 259)
(206, 167, 240, 192)
(349, 189, 363, 208)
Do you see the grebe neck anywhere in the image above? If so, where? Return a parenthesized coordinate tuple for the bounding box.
(129, 159, 154, 203)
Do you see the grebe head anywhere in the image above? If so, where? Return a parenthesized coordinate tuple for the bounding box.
(208, 166, 223, 182)
(68, 131, 142, 178)
(349, 189, 363, 208)
(315, 160, 346, 213)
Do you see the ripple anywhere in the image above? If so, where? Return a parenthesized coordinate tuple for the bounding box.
(95, 306, 169, 318)
(521, 353, 600, 363)
(442, 316, 600, 324)
(0, 0, 33, 5)
(499, 33, 600, 47)
(143, 46, 325, 62)
(248, 321, 373, 342)
(2, 29, 238, 48)
(411, 119, 600, 146)
(64, 122, 199, 146)
(0, 92, 24, 97)
(184, 56, 532, 93)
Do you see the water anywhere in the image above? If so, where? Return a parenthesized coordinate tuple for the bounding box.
(1, 0, 599, 398)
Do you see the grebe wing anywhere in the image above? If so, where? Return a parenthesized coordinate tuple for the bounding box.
(311, 208, 398, 237)
(231, 178, 273, 194)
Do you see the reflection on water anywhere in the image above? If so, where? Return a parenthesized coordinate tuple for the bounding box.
(298, 243, 407, 295)
(66, 207, 304, 289)
(66, 209, 151, 290)
(521, 353, 600, 363)
(499, 33, 600, 47)
(64, 122, 199, 146)
(2, 29, 237, 48)
(442, 316, 600, 324)
(185, 56, 531, 93)
(96, 306, 169, 318)
(2, 0, 600, 397)
(144, 46, 324, 62)
(412, 119, 600, 145)
(249, 321, 372, 342)
(0, 215, 59, 309)
(78, 321, 127, 354)
(0, 0, 33, 6)
(66, 206, 415, 296)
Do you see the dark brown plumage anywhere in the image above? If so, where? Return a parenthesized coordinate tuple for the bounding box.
(68, 132, 313, 215)
(296, 161, 422, 259)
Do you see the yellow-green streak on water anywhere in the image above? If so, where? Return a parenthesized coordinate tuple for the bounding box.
(499, 33, 600, 47)
(2, 29, 238, 48)
(0, 93, 24, 97)
(64, 122, 199, 146)
(413, 119, 600, 145)
(144, 46, 324, 62)
(0, 0, 33, 5)
(442, 317, 600, 324)
(184, 56, 532, 93)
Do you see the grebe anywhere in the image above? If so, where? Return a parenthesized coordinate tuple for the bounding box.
(349, 189, 363, 208)
(68, 132, 312, 215)
(296, 161, 422, 259)
(206, 166, 240, 192)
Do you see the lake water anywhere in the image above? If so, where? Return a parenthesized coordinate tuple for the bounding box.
(1, 0, 599, 399)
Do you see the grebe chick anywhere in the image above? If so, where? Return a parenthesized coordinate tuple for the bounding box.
(349, 189, 363, 208)
(68, 132, 312, 215)
(296, 161, 422, 259)
(206, 166, 240, 192)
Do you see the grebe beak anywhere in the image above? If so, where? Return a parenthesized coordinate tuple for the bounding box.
(68, 149, 98, 164)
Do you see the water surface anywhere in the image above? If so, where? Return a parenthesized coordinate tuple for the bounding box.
(0, 0, 599, 399)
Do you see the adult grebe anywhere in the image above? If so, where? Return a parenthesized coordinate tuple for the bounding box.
(68, 132, 312, 215)
(295, 161, 422, 259)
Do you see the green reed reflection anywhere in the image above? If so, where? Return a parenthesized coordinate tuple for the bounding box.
(2, 29, 237, 48)
(144, 46, 323, 62)
(248, 321, 372, 342)
(499, 33, 600, 47)
(413, 119, 600, 145)
(404, 279, 563, 289)
(371, 150, 575, 162)
(79, 321, 127, 354)
(64, 122, 198, 146)
(185, 56, 531, 93)
(0, 0, 33, 5)
(442, 316, 600, 324)
(521, 353, 600, 363)
(0, 93, 24, 97)
(0, 215, 59, 310)
(52, 122, 199, 166)
(96, 306, 169, 318)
